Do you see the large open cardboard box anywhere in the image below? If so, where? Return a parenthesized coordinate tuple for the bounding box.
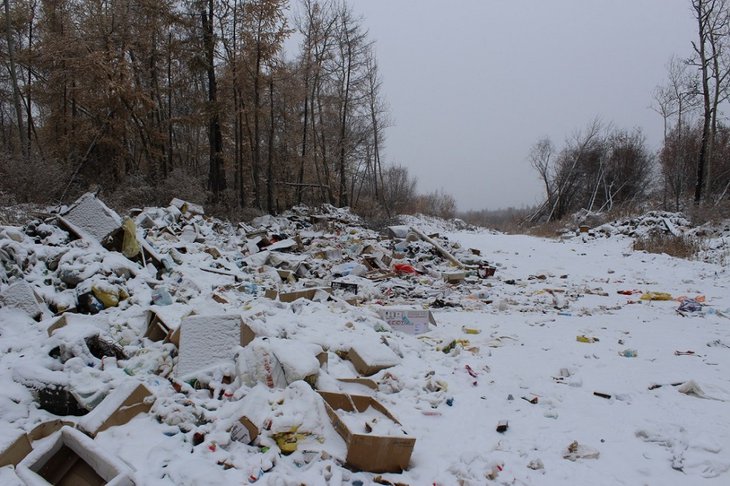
(319, 391, 415, 473)
(16, 426, 134, 486)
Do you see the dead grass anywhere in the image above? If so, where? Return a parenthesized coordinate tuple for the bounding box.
(525, 220, 569, 238)
(632, 233, 705, 259)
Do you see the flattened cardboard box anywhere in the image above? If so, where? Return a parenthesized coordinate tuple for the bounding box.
(16, 426, 134, 486)
(376, 307, 436, 335)
(319, 391, 415, 473)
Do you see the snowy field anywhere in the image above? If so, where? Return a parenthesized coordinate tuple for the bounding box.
(1, 204, 729, 485)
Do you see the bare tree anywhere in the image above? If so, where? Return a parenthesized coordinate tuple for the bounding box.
(690, 0, 730, 204)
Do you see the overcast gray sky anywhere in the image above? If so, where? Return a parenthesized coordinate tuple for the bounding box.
(349, 0, 697, 211)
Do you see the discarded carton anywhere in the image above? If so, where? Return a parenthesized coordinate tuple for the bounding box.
(0, 281, 44, 320)
(264, 287, 332, 303)
(376, 307, 436, 335)
(0, 431, 32, 468)
(16, 426, 135, 486)
(230, 416, 259, 445)
(143, 307, 194, 347)
(170, 198, 204, 216)
(78, 383, 154, 437)
(237, 338, 324, 388)
(58, 193, 122, 245)
(347, 343, 400, 376)
(331, 281, 359, 295)
(443, 271, 467, 283)
(319, 391, 415, 473)
(176, 314, 247, 380)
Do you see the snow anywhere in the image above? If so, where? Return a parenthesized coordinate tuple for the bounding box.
(1, 201, 730, 484)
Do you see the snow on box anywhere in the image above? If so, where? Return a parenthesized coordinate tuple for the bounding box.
(58, 192, 122, 243)
(78, 382, 154, 436)
(175, 314, 246, 380)
(347, 340, 400, 376)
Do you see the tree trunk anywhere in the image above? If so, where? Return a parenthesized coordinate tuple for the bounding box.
(4, 0, 28, 158)
(202, 0, 226, 202)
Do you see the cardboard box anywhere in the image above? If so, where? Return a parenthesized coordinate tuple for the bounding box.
(347, 344, 399, 377)
(443, 271, 467, 283)
(264, 288, 332, 303)
(16, 426, 134, 486)
(376, 307, 436, 335)
(143, 308, 194, 347)
(230, 416, 259, 445)
(319, 391, 415, 473)
(0, 432, 32, 468)
(79, 383, 154, 437)
(331, 281, 359, 295)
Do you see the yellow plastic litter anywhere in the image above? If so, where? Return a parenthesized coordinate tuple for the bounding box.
(92, 285, 126, 308)
(576, 335, 596, 343)
(273, 428, 308, 455)
(121, 217, 141, 258)
(91, 285, 119, 308)
(640, 292, 672, 301)
(462, 326, 481, 335)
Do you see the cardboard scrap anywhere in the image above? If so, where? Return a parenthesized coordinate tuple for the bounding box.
(0, 431, 32, 468)
(376, 307, 436, 335)
(78, 382, 154, 436)
(230, 416, 259, 445)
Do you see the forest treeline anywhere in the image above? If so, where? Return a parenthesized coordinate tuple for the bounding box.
(2, 0, 730, 225)
(0, 0, 456, 218)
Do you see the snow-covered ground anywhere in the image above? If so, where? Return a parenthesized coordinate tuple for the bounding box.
(1, 204, 729, 485)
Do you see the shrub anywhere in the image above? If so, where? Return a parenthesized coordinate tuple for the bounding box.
(632, 233, 704, 259)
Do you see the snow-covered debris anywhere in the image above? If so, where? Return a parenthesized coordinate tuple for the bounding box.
(0, 281, 44, 320)
(1, 195, 730, 484)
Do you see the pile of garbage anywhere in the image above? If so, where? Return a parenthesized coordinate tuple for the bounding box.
(0, 193, 500, 483)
